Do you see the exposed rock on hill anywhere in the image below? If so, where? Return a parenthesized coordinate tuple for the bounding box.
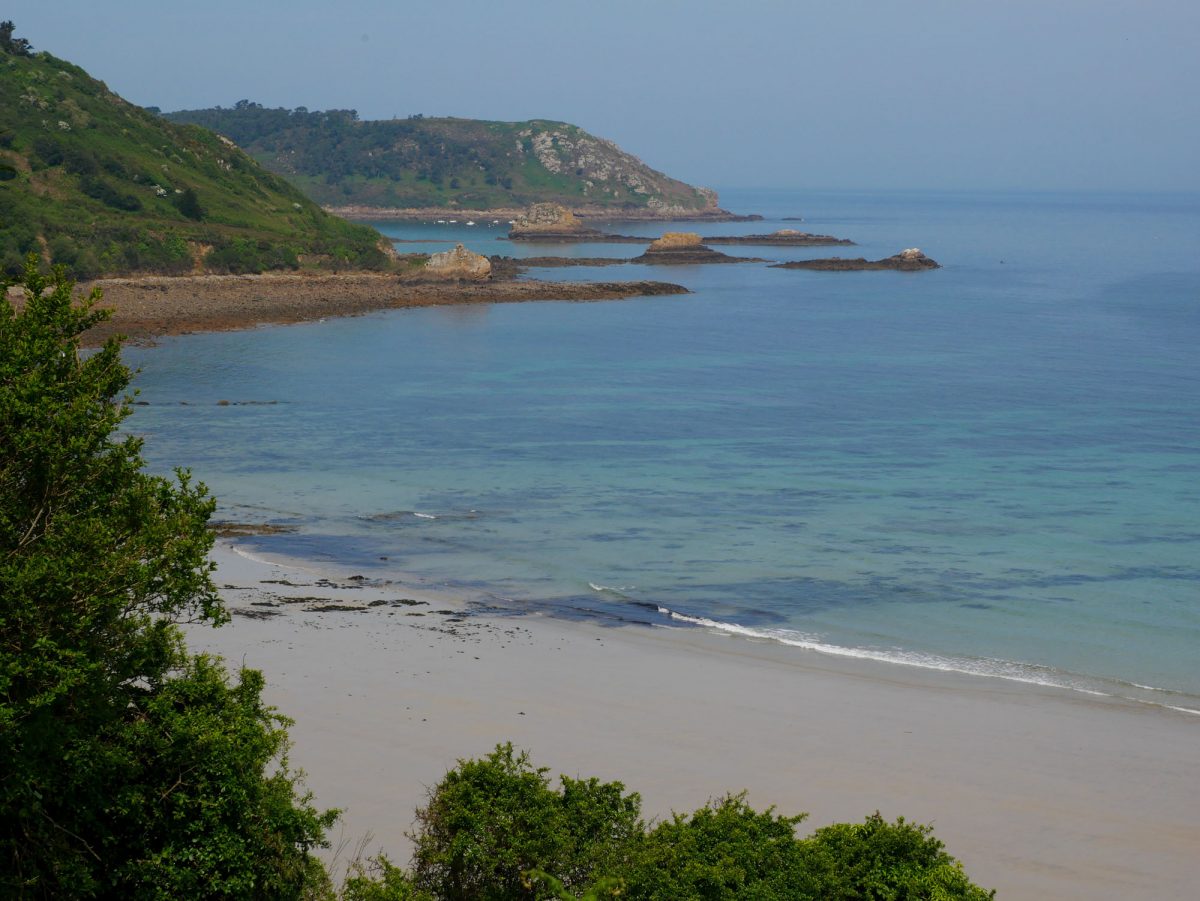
(771, 248, 941, 271)
(423, 243, 492, 280)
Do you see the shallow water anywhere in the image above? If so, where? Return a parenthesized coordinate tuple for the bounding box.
(125, 188, 1200, 711)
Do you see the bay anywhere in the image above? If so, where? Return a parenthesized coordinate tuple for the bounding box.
(125, 188, 1200, 711)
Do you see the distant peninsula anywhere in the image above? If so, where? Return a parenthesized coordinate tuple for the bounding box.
(163, 103, 745, 221)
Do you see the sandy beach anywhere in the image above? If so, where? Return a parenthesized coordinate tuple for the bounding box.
(185, 542, 1200, 901)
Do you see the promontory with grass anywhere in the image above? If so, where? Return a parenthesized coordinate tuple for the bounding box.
(164, 102, 744, 221)
(0, 42, 391, 278)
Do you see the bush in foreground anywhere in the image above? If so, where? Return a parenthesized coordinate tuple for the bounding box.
(0, 259, 334, 897)
(394, 745, 995, 900)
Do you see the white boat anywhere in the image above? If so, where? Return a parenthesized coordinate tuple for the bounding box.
(466, 220, 476, 226)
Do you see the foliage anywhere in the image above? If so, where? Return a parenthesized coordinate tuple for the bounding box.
(0, 260, 336, 897)
(409, 743, 643, 900)
(400, 745, 994, 901)
(0, 38, 388, 277)
(341, 855, 429, 901)
(807, 813, 996, 900)
(0, 21, 33, 57)
(617, 793, 829, 900)
(164, 103, 715, 212)
(174, 185, 204, 220)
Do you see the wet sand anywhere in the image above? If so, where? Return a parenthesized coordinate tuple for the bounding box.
(185, 543, 1200, 901)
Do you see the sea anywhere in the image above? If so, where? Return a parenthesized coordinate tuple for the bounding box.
(124, 188, 1200, 715)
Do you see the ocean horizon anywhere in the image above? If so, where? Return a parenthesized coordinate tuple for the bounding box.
(126, 187, 1200, 715)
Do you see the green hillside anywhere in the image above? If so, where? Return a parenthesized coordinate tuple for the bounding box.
(166, 103, 722, 215)
(0, 29, 389, 278)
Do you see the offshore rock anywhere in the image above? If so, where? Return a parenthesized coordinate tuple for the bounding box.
(701, 229, 855, 246)
(424, 243, 492, 279)
(771, 248, 940, 271)
(632, 232, 761, 265)
(508, 203, 601, 240)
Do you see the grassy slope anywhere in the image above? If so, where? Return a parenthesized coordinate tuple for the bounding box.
(0, 50, 388, 278)
(165, 106, 715, 213)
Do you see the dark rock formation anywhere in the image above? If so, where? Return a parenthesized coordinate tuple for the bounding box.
(631, 232, 763, 265)
(701, 229, 854, 246)
(508, 203, 605, 241)
(771, 248, 940, 271)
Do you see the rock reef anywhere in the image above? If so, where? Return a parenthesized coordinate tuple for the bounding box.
(508, 204, 604, 241)
(632, 232, 762, 265)
(771, 248, 940, 271)
(701, 229, 854, 246)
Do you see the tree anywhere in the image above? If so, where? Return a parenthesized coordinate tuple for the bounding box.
(0, 258, 334, 897)
(0, 21, 33, 57)
(409, 743, 642, 900)
(174, 186, 204, 221)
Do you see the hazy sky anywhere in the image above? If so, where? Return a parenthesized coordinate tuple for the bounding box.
(9, 1, 1198, 192)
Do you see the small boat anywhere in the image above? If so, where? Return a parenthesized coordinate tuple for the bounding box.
(466, 220, 476, 226)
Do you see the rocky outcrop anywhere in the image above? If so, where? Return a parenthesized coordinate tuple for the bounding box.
(702, 229, 854, 246)
(771, 248, 940, 271)
(632, 232, 763, 265)
(508, 204, 602, 241)
(423, 244, 492, 279)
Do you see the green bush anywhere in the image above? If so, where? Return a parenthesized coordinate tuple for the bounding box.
(808, 813, 996, 900)
(619, 794, 829, 900)
(409, 743, 643, 900)
(208, 236, 299, 274)
(0, 259, 337, 897)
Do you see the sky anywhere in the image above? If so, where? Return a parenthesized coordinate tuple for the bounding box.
(8, 0, 1198, 192)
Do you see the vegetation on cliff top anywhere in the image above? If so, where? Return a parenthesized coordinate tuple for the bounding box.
(165, 102, 718, 215)
(0, 27, 388, 278)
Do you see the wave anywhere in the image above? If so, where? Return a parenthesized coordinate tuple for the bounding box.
(654, 606, 1200, 716)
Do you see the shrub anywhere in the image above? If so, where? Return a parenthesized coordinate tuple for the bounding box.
(409, 743, 642, 900)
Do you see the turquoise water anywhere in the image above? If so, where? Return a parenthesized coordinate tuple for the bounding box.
(125, 189, 1200, 712)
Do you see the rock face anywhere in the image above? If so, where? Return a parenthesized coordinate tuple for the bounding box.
(701, 229, 855, 246)
(771, 249, 940, 271)
(633, 232, 760, 265)
(424, 244, 492, 279)
(508, 204, 601, 240)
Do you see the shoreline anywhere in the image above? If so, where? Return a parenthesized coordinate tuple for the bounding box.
(185, 540, 1200, 901)
(52, 272, 687, 346)
(326, 204, 763, 223)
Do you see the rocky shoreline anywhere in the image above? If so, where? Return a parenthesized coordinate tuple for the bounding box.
(327, 204, 761, 223)
(62, 273, 688, 346)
